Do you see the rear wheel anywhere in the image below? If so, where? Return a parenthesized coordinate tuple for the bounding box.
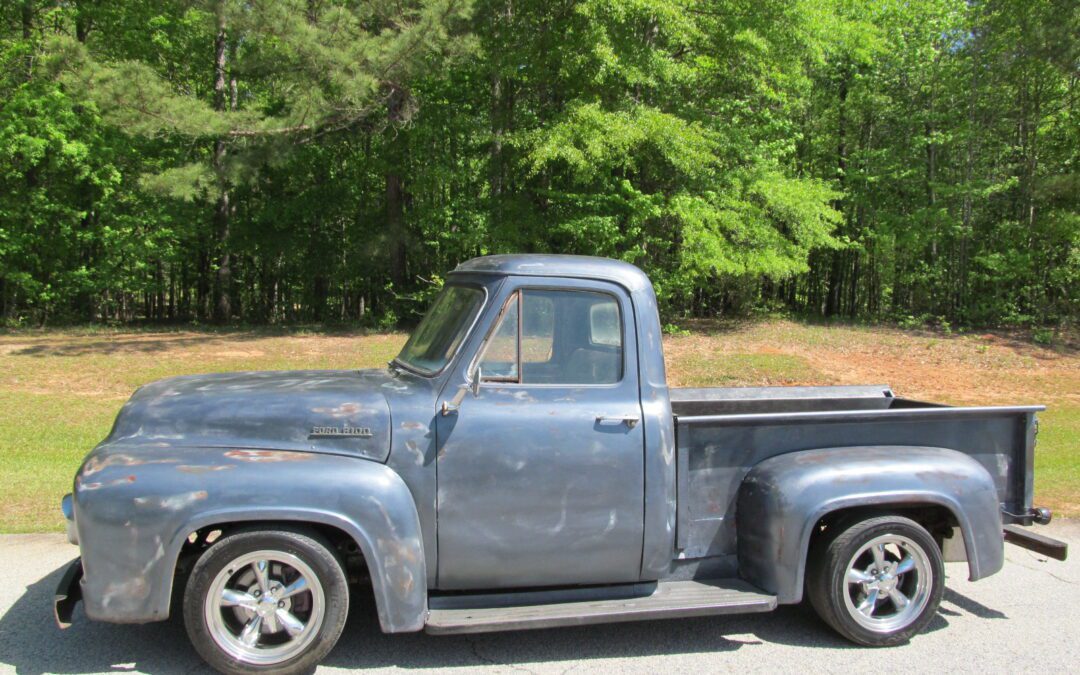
(807, 515, 944, 646)
(183, 528, 349, 674)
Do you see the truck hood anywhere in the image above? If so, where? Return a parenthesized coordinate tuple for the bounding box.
(102, 369, 394, 462)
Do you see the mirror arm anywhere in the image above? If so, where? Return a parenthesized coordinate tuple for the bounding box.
(441, 366, 480, 416)
(441, 385, 468, 416)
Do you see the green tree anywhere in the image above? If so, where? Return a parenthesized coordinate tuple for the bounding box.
(0, 0, 1075, 328)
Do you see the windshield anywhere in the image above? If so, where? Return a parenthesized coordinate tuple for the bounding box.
(395, 284, 484, 375)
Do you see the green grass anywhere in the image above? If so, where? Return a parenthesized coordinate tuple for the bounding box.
(0, 322, 1075, 532)
(1035, 405, 1080, 516)
(0, 392, 117, 532)
(670, 352, 822, 387)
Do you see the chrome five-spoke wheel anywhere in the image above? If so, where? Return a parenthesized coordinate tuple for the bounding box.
(807, 515, 945, 647)
(842, 534, 932, 632)
(206, 551, 325, 665)
(184, 528, 350, 674)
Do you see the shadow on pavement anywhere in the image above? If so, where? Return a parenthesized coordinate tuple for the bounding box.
(0, 561, 206, 674)
(1, 561, 966, 674)
(942, 588, 1007, 619)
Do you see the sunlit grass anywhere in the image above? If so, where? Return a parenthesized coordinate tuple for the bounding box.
(1035, 405, 1080, 517)
(668, 352, 823, 388)
(0, 392, 117, 532)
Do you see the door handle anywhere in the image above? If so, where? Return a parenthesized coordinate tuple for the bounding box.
(596, 415, 640, 429)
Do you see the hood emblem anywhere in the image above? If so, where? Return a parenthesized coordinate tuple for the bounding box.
(309, 425, 373, 439)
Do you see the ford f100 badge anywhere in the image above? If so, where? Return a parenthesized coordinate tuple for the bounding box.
(309, 425, 373, 438)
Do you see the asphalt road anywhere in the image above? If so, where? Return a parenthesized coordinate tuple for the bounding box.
(1, 523, 1077, 674)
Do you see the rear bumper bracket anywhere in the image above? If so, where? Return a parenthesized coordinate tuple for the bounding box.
(1003, 525, 1068, 561)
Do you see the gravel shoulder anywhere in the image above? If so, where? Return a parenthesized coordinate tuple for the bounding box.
(1, 521, 1078, 674)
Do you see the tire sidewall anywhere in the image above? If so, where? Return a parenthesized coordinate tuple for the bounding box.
(812, 516, 944, 647)
(183, 528, 349, 675)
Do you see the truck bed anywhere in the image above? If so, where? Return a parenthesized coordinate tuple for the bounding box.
(670, 385, 1042, 560)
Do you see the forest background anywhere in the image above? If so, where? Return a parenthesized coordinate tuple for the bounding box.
(2, 0, 1077, 331)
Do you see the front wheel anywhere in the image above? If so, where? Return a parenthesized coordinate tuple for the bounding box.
(806, 515, 944, 646)
(183, 528, 350, 674)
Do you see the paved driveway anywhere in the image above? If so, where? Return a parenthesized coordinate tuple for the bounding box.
(1, 523, 1077, 674)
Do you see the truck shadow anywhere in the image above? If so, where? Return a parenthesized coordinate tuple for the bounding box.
(0, 562, 969, 674)
(0, 562, 207, 674)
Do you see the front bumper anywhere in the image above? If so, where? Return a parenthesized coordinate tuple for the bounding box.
(61, 493, 78, 545)
(53, 558, 83, 628)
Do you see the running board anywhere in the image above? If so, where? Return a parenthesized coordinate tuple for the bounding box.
(425, 578, 777, 634)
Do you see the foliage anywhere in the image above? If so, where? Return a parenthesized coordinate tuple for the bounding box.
(0, 0, 1076, 327)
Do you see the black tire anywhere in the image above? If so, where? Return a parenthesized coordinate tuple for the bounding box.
(806, 515, 944, 647)
(183, 527, 350, 675)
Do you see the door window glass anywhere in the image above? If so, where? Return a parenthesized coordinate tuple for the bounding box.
(480, 289, 622, 385)
(522, 293, 555, 367)
(478, 293, 519, 380)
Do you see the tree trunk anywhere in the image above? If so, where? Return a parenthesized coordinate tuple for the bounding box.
(385, 86, 408, 288)
(75, 0, 93, 43)
(825, 66, 850, 317)
(212, 3, 232, 322)
(21, 1, 33, 79)
(960, 48, 978, 324)
(488, 1, 514, 210)
(489, 73, 504, 202)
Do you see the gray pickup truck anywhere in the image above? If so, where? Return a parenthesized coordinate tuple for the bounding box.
(56, 255, 1066, 674)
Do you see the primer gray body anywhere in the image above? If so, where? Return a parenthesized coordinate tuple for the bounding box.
(67, 254, 1045, 634)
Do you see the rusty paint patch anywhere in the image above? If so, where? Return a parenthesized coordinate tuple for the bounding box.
(76, 474, 137, 492)
(311, 402, 364, 417)
(82, 454, 180, 476)
(224, 449, 313, 463)
(176, 464, 234, 474)
(134, 490, 207, 510)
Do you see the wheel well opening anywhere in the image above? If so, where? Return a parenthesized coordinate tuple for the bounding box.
(176, 520, 371, 592)
(809, 504, 962, 557)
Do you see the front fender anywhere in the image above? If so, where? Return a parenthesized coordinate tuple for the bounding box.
(74, 445, 427, 632)
(736, 445, 1003, 604)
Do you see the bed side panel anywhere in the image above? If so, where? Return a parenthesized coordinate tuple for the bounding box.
(675, 410, 1033, 560)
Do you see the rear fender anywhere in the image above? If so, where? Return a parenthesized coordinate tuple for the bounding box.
(736, 445, 1003, 603)
(74, 445, 426, 632)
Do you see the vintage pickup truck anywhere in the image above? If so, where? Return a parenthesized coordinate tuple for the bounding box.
(56, 255, 1067, 674)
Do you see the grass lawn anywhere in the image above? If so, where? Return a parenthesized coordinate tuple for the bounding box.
(0, 320, 1076, 532)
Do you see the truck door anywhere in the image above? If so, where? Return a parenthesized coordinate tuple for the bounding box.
(435, 278, 645, 589)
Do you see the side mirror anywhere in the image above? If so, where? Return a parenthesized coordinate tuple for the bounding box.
(471, 366, 482, 397)
(441, 366, 482, 417)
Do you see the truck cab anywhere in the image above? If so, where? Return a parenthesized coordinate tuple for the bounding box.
(422, 257, 664, 590)
(56, 255, 1066, 675)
